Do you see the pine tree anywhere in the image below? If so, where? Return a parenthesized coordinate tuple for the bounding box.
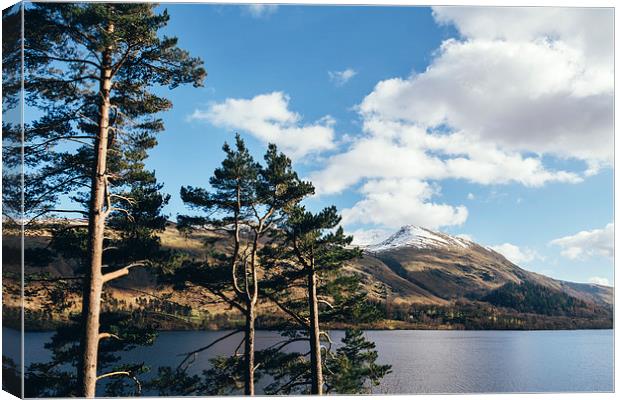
(174, 135, 313, 395)
(22, 4, 205, 396)
(326, 329, 392, 394)
(263, 206, 356, 394)
(260, 205, 389, 394)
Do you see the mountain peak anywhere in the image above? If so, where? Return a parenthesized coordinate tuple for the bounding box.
(365, 225, 472, 253)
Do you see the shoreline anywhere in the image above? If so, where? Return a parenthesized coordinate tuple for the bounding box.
(9, 325, 614, 334)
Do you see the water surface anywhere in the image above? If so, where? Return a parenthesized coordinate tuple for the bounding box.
(6, 328, 613, 394)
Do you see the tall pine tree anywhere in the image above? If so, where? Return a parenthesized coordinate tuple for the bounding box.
(174, 135, 313, 395)
(22, 4, 205, 396)
(260, 205, 389, 394)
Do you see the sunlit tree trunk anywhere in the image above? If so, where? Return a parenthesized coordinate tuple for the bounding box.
(308, 261, 323, 395)
(79, 22, 113, 398)
(244, 299, 256, 395)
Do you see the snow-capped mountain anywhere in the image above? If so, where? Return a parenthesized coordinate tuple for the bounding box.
(365, 225, 473, 253)
(348, 224, 612, 314)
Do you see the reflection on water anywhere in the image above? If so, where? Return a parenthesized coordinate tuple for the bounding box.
(11, 328, 614, 394)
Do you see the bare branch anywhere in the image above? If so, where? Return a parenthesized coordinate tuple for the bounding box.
(98, 332, 121, 341)
(319, 331, 334, 353)
(103, 175, 112, 216)
(317, 299, 335, 309)
(102, 262, 147, 283)
(109, 194, 137, 206)
(105, 206, 135, 222)
(97, 371, 142, 395)
(231, 260, 245, 299)
(243, 259, 251, 299)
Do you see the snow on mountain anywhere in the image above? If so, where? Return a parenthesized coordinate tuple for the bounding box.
(365, 225, 473, 253)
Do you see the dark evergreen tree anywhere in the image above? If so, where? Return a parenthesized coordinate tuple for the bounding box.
(21, 3, 205, 396)
(326, 329, 392, 394)
(258, 205, 389, 394)
(172, 135, 313, 395)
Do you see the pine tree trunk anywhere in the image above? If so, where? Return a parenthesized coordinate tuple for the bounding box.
(244, 299, 256, 396)
(78, 22, 114, 398)
(308, 265, 324, 395)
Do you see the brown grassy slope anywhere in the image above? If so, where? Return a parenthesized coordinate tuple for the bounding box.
(357, 241, 612, 307)
(4, 222, 612, 320)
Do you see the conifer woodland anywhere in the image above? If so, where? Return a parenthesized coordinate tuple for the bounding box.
(2, 3, 391, 397)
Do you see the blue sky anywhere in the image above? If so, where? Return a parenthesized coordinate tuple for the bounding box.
(136, 5, 612, 286)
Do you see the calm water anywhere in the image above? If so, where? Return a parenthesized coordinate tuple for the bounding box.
(5, 328, 614, 394)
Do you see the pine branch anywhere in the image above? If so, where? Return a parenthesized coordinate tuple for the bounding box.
(25, 209, 89, 226)
(266, 294, 310, 329)
(266, 337, 310, 353)
(28, 175, 90, 208)
(210, 288, 247, 313)
(27, 135, 97, 151)
(234, 336, 246, 356)
(269, 370, 310, 395)
(29, 50, 102, 69)
(176, 329, 244, 372)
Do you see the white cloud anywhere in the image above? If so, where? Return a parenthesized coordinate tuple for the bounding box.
(588, 276, 611, 286)
(308, 7, 611, 232)
(245, 4, 278, 18)
(328, 68, 357, 86)
(359, 38, 612, 165)
(189, 92, 335, 159)
(429, 7, 613, 164)
(550, 223, 614, 260)
(348, 228, 391, 246)
(311, 122, 581, 195)
(432, 7, 613, 68)
(467, 193, 475, 200)
(341, 178, 468, 230)
(490, 242, 540, 265)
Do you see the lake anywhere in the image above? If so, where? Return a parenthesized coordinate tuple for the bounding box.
(4, 328, 613, 394)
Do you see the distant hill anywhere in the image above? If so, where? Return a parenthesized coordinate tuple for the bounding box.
(3, 222, 613, 330)
(351, 225, 612, 308)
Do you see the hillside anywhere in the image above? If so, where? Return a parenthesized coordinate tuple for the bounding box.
(3, 222, 613, 330)
(352, 226, 612, 307)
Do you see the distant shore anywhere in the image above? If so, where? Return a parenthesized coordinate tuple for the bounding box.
(6, 313, 612, 333)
